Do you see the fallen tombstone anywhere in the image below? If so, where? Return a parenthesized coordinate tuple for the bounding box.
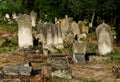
(51, 66, 72, 79)
(47, 55, 72, 79)
(89, 55, 111, 63)
(3, 61, 32, 76)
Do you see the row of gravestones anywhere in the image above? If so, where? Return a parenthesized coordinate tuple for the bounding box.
(11, 11, 113, 64)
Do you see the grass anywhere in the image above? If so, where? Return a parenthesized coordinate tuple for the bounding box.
(108, 50, 120, 64)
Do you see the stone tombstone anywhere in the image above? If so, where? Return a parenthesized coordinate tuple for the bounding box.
(70, 21, 80, 37)
(17, 14, 33, 48)
(30, 11, 37, 27)
(36, 20, 44, 43)
(42, 22, 55, 55)
(4, 13, 11, 22)
(81, 19, 89, 34)
(52, 24, 58, 46)
(72, 34, 87, 65)
(3, 61, 32, 76)
(96, 22, 113, 55)
(54, 22, 64, 49)
(59, 15, 70, 39)
(12, 12, 17, 20)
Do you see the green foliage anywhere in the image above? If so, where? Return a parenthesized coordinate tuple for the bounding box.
(0, 0, 23, 17)
(2, 38, 17, 47)
(0, 21, 18, 32)
(108, 50, 120, 64)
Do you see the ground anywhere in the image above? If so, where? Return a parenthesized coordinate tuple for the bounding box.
(0, 24, 120, 82)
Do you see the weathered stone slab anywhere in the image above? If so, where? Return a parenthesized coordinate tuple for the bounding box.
(89, 55, 111, 63)
(73, 40, 86, 54)
(17, 14, 33, 48)
(12, 12, 18, 20)
(70, 21, 80, 37)
(73, 53, 86, 65)
(54, 22, 64, 49)
(96, 22, 113, 55)
(3, 61, 32, 76)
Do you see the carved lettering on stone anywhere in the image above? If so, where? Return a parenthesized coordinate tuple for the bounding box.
(96, 22, 113, 55)
(17, 14, 33, 48)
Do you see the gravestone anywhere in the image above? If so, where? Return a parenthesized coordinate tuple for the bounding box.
(81, 19, 89, 34)
(12, 12, 17, 20)
(72, 34, 87, 65)
(30, 11, 37, 27)
(17, 14, 33, 48)
(3, 61, 32, 76)
(42, 22, 56, 55)
(54, 22, 64, 49)
(70, 21, 80, 37)
(36, 21, 44, 44)
(4, 13, 12, 24)
(59, 15, 70, 40)
(96, 22, 113, 55)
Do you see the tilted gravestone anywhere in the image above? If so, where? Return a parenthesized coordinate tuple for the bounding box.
(72, 34, 87, 65)
(17, 14, 33, 48)
(96, 22, 113, 55)
(30, 11, 37, 27)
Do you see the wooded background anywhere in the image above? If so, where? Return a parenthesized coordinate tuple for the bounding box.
(0, 0, 120, 42)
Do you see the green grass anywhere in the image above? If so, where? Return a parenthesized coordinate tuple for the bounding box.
(108, 50, 120, 64)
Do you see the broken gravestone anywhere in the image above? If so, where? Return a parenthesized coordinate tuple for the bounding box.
(96, 22, 113, 55)
(48, 55, 72, 79)
(72, 34, 87, 65)
(17, 14, 33, 48)
(3, 61, 32, 76)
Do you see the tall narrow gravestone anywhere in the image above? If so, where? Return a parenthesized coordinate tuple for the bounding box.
(42, 22, 55, 55)
(30, 11, 37, 27)
(96, 22, 113, 55)
(54, 22, 64, 49)
(17, 14, 33, 48)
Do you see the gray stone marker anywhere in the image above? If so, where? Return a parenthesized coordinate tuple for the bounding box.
(12, 12, 18, 20)
(72, 34, 87, 65)
(30, 11, 37, 27)
(70, 21, 80, 37)
(36, 20, 44, 44)
(3, 61, 32, 76)
(17, 14, 33, 48)
(96, 22, 113, 55)
(60, 15, 71, 40)
(42, 22, 56, 55)
(54, 22, 64, 49)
